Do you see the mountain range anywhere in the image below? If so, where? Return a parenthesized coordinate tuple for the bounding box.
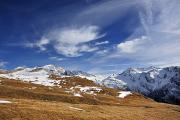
(102, 66, 180, 105)
(0, 65, 179, 105)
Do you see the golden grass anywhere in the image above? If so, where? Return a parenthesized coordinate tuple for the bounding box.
(0, 98, 179, 120)
(0, 77, 179, 120)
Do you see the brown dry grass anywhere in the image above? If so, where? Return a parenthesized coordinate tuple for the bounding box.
(0, 98, 179, 120)
(0, 77, 179, 120)
(49, 75, 98, 87)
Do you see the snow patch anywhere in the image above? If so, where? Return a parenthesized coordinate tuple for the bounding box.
(0, 69, 62, 87)
(75, 86, 102, 95)
(73, 93, 82, 97)
(118, 91, 132, 98)
(0, 100, 11, 104)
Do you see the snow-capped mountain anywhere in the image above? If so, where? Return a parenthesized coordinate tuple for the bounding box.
(0, 64, 98, 86)
(0, 65, 179, 105)
(13, 64, 66, 76)
(11, 64, 95, 77)
(102, 66, 180, 105)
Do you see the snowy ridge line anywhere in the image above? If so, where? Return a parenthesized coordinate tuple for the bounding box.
(102, 66, 180, 105)
(0, 64, 102, 86)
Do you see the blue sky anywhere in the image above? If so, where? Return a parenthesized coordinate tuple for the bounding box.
(0, 0, 180, 74)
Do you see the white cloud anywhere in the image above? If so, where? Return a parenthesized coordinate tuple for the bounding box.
(49, 56, 65, 61)
(95, 41, 109, 45)
(108, 34, 180, 68)
(133, 0, 180, 67)
(26, 25, 105, 57)
(95, 49, 109, 56)
(139, 0, 180, 35)
(110, 36, 180, 68)
(25, 37, 50, 51)
(52, 26, 104, 44)
(51, 26, 105, 57)
(79, 45, 98, 52)
(117, 36, 147, 54)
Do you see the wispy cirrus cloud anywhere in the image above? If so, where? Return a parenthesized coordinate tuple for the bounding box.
(128, 0, 180, 67)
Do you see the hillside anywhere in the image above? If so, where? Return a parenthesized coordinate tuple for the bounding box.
(0, 77, 180, 120)
(0, 65, 180, 105)
(0, 65, 179, 120)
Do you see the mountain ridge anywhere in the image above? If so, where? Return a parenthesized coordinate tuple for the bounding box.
(102, 66, 180, 105)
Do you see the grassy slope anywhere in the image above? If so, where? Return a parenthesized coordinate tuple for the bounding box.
(0, 77, 179, 120)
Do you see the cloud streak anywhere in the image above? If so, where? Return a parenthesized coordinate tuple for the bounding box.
(95, 41, 109, 45)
